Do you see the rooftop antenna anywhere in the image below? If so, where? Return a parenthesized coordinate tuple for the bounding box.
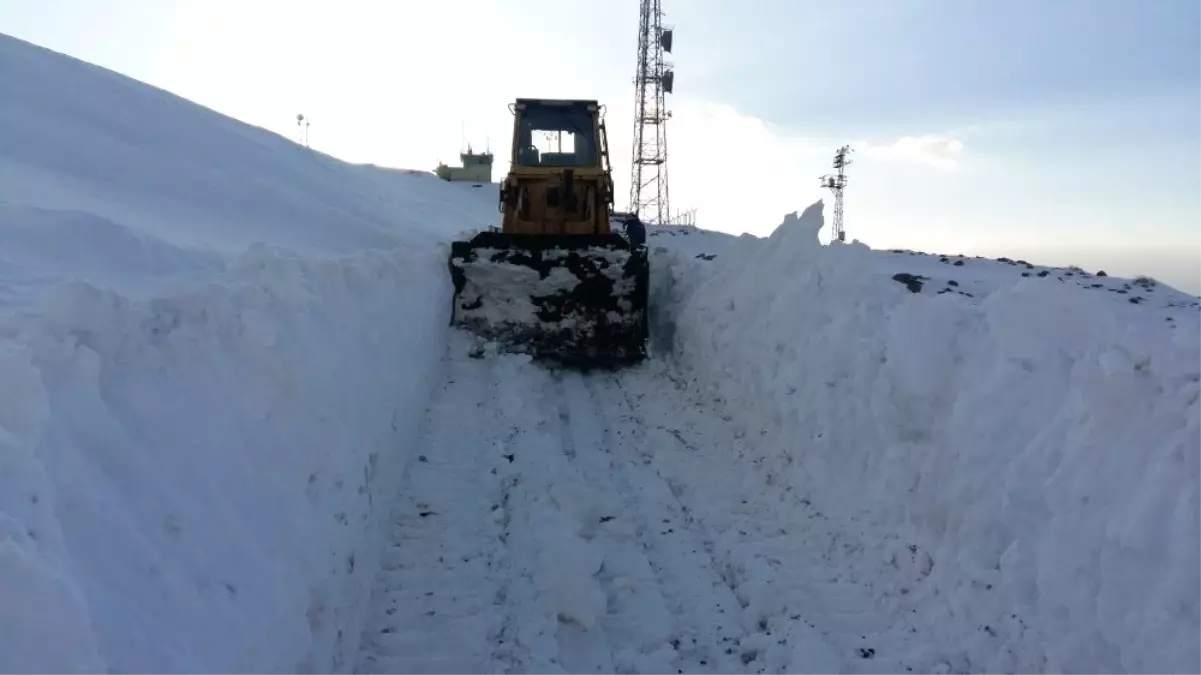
(820, 144, 853, 242)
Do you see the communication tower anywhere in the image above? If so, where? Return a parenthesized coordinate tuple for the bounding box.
(820, 145, 853, 241)
(629, 0, 675, 226)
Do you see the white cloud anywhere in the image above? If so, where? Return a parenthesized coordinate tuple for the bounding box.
(856, 134, 965, 170)
(605, 101, 834, 235)
(599, 100, 969, 236)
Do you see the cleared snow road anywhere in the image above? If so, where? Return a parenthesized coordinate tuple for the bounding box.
(355, 333, 942, 674)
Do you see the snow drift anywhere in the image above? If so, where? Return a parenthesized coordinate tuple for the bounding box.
(654, 202, 1201, 673)
(0, 33, 495, 672)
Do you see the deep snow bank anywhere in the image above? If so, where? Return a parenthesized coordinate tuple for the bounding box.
(655, 202, 1200, 673)
(0, 32, 492, 671)
(0, 244, 453, 672)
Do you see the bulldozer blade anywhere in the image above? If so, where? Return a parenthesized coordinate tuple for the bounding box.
(448, 231, 649, 368)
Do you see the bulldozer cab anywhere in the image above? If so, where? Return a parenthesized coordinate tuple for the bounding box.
(500, 99, 614, 236)
(513, 99, 601, 169)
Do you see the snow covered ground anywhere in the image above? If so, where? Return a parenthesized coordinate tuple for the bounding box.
(1, 30, 1198, 675)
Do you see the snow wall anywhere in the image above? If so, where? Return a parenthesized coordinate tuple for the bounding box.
(0, 244, 453, 672)
(0, 33, 494, 673)
(655, 201, 1200, 673)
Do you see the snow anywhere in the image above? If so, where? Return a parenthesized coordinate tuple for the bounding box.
(451, 245, 641, 325)
(652, 202, 1201, 672)
(449, 239, 647, 364)
(0, 33, 495, 672)
(0, 31, 498, 314)
(450, 247, 581, 326)
(3, 28, 1199, 675)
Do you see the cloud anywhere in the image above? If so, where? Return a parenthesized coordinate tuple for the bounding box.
(857, 134, 965, 170)
(600, 100, 969, 235)
(605, 101, 834, 235)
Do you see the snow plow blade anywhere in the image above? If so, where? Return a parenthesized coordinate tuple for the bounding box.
(448, 231, 649, 368)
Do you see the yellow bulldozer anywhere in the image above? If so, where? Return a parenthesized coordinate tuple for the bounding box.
(448, 98, 649, 367)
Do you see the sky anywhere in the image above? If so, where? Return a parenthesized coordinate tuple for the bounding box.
(3, 0, 1199, 292)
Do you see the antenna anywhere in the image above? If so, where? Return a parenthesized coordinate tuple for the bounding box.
(629, 0, 674, 226)
(819, 144, 853, 242)
(296, 113, 310, 148)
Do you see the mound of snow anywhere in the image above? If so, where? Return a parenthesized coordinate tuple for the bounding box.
(0, 33, 491, 671)
(655, 201, 1201, 673)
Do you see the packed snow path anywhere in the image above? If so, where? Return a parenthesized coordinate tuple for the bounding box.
(355, 334, 988, 674)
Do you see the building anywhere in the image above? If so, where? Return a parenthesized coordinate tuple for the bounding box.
(434, 146, 494, 183)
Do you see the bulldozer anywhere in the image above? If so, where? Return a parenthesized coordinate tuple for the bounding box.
(448, 98, 649, 368)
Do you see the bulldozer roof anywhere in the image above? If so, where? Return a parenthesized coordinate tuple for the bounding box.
(514, 98, 600, 110)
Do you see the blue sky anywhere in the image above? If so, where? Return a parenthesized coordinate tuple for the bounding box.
(3, 0, 1199, 291)
(682, 1, 1198, 131)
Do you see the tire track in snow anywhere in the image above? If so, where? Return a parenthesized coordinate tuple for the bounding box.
(478, 352, 561, 674)
(355, 341, 507, 674)
(355, 342, 628, 674)
(559, 371, 753, 673)
(487, 356, 617, 673)
(611, 365, 934, 674)
(356, 338, 608, 674)
(358, 337, 942, 674)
